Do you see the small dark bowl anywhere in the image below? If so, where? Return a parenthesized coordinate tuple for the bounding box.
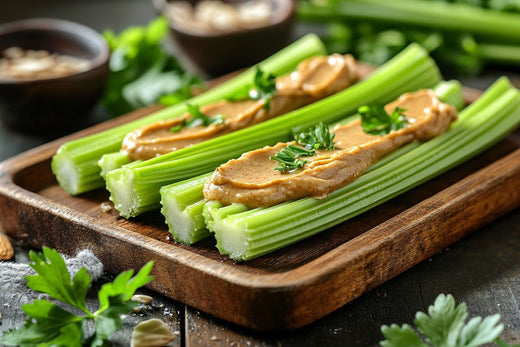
(154, 0, 295, 77)
(0, 18, 109, 134)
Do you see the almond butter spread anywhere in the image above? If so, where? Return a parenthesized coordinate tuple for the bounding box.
(203, 89, 458, 207)
(121, 54, 358, 161)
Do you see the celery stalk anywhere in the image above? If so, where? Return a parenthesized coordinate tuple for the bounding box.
(479, 43, 520, 65)
(204, 77, 520, 260)
(107, 43, 442, 218)
(98, 152, 132, 179)
(51, 34, 326, 195)
(160, 80, 463, 244)
(297, 0, 520, 44)
(160, 173, 212, 244)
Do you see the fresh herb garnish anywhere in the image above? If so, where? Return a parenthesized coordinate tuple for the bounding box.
(169, 104, 226, 132)
(380, 293, 514, 347)
(358, 104, 408, 135)
(294, 121, 336, 150)
(169, 122, 185, 133)
(271, 145, 314, 171)
(1, 247, 154, 347)
(227, 66, 277, 110)
(271, 122, 335, 172)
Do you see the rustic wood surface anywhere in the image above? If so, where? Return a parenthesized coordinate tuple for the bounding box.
(1, 0, 520, 345)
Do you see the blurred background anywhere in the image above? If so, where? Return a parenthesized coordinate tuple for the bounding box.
(1, 0, 520, 139)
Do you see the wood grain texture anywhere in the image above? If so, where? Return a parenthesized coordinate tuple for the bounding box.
(1, 87, 520, 330)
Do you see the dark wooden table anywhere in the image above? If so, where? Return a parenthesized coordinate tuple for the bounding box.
(1, 1, 520, 346)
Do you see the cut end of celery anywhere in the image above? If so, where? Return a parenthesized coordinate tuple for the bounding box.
(52, 148, 104, 195)
(106, 169, 139, 218)
(98, 152, 131, 179)
(160, 173, 213, 244)
(161, 194, 209, 244)
(52, 152, 79, 195)
(204, 201, 251, 260)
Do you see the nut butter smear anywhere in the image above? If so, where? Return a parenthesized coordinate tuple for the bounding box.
(204, 90, 458, 207)
(121, 54, 358, 161)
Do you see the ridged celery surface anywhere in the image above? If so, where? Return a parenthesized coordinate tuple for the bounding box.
(204, 77, 520, 260)
(98, 152, 133, 178)
(51, 34, 326, 195)
(298, 0, 520, 43)
(160, 80, 464, 245)
(107, 43, 442, 218)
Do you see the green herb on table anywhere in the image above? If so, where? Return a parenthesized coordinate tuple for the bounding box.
(380, 293, 519, 347)
(359, 104, 407, 135)
(227, 66, 277, 110)
(102, 16, 202, 117)
(271, 122, 335, 171)
(0, 247, 154, 347)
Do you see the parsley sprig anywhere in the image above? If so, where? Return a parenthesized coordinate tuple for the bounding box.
(271, 122, 335, 172)
(170, 103, 225, 132)
(271, 145, 315, 172)
(380, 293, 518, 347)
(359, 104, 408, 135)
(1, 247, 154, 347)
(227, 66, 277, 110)
(293, 121, 336, 151)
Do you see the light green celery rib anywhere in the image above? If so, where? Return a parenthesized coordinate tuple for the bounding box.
(205, 77, 520, 260)
(479, 43, 520, 65)
(98, 152, 132, 179)
(51, 34, 326, 195)
(297, 0, 520, 43)
(160, 173, 212, 244)
(107, 43, 442, 218)
(160, 80, 463, 244)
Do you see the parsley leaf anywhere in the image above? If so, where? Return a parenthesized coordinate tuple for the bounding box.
(227, 66, 277, 110)
(0, 247, 154, 347)
(271, 122, 335, 172)
(294, 121, 336, 150)
(185, 104, 225, 128)
(169, 104, 226, 133)
(358, 104, 408, 135)
(380, 293, 507, 347)
(270, 145, 314, 172)
(380, 324, 428, 347)
(102, 17, 201, 116)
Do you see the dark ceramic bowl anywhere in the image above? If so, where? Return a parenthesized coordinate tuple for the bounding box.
(154, 0, 295, 77)
(0, 18, 109, 134)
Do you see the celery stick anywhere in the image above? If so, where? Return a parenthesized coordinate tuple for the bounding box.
(297, 0, 520, 44)
(107, 43, 442, 218)
(160, 80, 463, 244)
(205, 77, 520, 260)
(160, 173, 212, 244)
(479, 43, 520, 65)
(98, 152, 132, 179)
(51, 34, 326, 195)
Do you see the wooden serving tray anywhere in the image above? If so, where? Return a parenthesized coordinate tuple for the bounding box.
(1, 87, 520, 331)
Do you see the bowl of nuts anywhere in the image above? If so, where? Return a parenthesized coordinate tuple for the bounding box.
(154, 0, 295, 77)
(0, 18, 109, 133)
